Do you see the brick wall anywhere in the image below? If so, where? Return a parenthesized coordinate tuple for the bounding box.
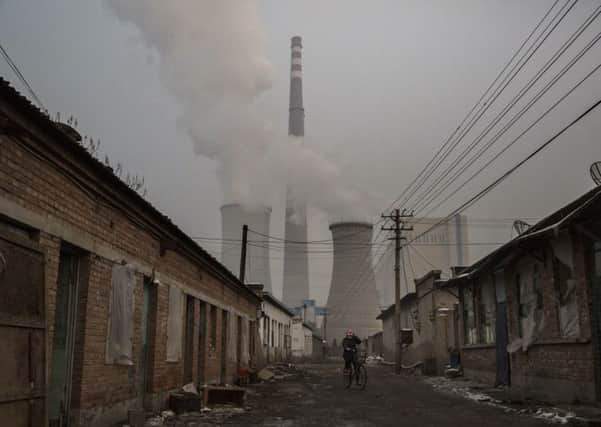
(457, 235, 595, 402)
(0, 120, 259, 424)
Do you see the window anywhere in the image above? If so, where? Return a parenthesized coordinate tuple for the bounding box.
(478, 278, 496, 344)
(166, 285, 184, 362)
(462, 285, 477, 344)
(106, 263, 136, 365)
(210, 305, 217, 351)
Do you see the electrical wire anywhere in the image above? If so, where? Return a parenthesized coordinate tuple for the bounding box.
(411, 4, 601, 214)
(419, 59, 601, 219)
(388, 0, 571, 212)
(404, 96, 601, 248)
(0, 42, 46, 110)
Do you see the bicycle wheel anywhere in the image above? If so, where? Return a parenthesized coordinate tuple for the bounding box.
(358, 365, 368, 390)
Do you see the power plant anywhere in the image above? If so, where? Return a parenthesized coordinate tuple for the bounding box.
(220, 204, 272, 292)
(282, 35, 310, 310)
(325, 222, 382, 342)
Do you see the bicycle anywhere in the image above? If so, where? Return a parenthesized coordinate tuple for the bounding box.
(344, 352, 367, 390)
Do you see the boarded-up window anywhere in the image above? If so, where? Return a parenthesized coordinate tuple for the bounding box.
(166, 285, 184, 362)
(106, 264, 136, 365)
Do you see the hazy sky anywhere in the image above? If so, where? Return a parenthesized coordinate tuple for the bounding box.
(1, 1, 600, 305)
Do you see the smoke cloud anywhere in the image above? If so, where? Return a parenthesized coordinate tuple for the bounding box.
(105, 0, 373, 220)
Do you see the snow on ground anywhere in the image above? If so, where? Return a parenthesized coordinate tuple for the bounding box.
(425, 377, 575, 425)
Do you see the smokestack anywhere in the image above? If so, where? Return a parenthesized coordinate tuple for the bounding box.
(326, 222, 381, 341)
(288, 35, 304, 136)
(282, 35, 309, 309)
(221, 204, 272, 292)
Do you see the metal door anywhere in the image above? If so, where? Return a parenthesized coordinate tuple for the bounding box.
(48, 250, 79, 427)
(0, 231, 46, 426)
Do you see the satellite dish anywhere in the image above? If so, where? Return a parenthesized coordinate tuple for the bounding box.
(513, 220, 531, 236)
(590, 162, 601, 186)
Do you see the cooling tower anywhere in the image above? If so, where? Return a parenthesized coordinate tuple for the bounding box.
(326, 222, 382, 342)
(221, 204, 272, 292)
(282, 35, 309, 309)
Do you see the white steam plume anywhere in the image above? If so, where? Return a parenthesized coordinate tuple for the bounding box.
(106, 1, 374, 220)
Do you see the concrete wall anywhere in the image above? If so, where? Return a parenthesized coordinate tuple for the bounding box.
(0, 103, 260, 426)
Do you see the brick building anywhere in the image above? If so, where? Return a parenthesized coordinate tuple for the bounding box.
(448, 186, 601, 403)
(0, 78, 262, 426)
(248, 284, 293, 364)
(377, 270, 458, 374)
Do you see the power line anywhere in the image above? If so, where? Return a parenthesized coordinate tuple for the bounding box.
(419, 58, 601, 218)
(412, 4, 601, 214)
(405, 96, 601, 248)
(388, 0, 571, 213)
(0, 42, 46, 110)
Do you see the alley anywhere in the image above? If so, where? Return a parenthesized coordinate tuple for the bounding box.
(211, 362, 551, 427)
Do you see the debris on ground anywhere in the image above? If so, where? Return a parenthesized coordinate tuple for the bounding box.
(182, 382, 199, 395)
(258, 368, 275, 381)
(144, 404, 248, 426)
(365, 355, 384, 364)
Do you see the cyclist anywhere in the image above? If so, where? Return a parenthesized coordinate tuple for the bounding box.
(342, 329, 361, 374)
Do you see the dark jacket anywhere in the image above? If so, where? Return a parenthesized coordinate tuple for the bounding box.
(342, 335, 361, 352)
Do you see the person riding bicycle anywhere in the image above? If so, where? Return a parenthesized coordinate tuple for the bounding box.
(342, 329, 361, 374)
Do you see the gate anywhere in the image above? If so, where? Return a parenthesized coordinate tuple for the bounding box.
(0, 230, 46, 426)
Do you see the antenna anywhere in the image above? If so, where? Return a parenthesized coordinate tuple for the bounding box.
(590, 162, 601, 186)
(513, 220, 531, 235)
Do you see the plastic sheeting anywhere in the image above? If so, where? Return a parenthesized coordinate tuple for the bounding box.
(507, 262, 544, 353)
(105, 263, 136, 365)
(552, 235, 581, 338)
(166, 285, 184, 362)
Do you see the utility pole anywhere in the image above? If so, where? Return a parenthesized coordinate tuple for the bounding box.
(239, 224, 248, 283)
(382, 209, 413, 374)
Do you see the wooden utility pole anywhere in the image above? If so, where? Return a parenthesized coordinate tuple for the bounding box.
(239, 224, 248, 283)
(382, 209, 413, 374)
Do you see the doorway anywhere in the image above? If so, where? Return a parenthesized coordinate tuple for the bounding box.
(494, 269, 510, 386)
(48, 248, 81, 426)
(197, 302, 207, 386)
(220, 310, 229, 384)
(136, 277, 156, 409)
(0, 228, 46, 426)
(236, 316, 242, 373)
(183, 296, 195, 384)
(590, 241, 601, 400)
